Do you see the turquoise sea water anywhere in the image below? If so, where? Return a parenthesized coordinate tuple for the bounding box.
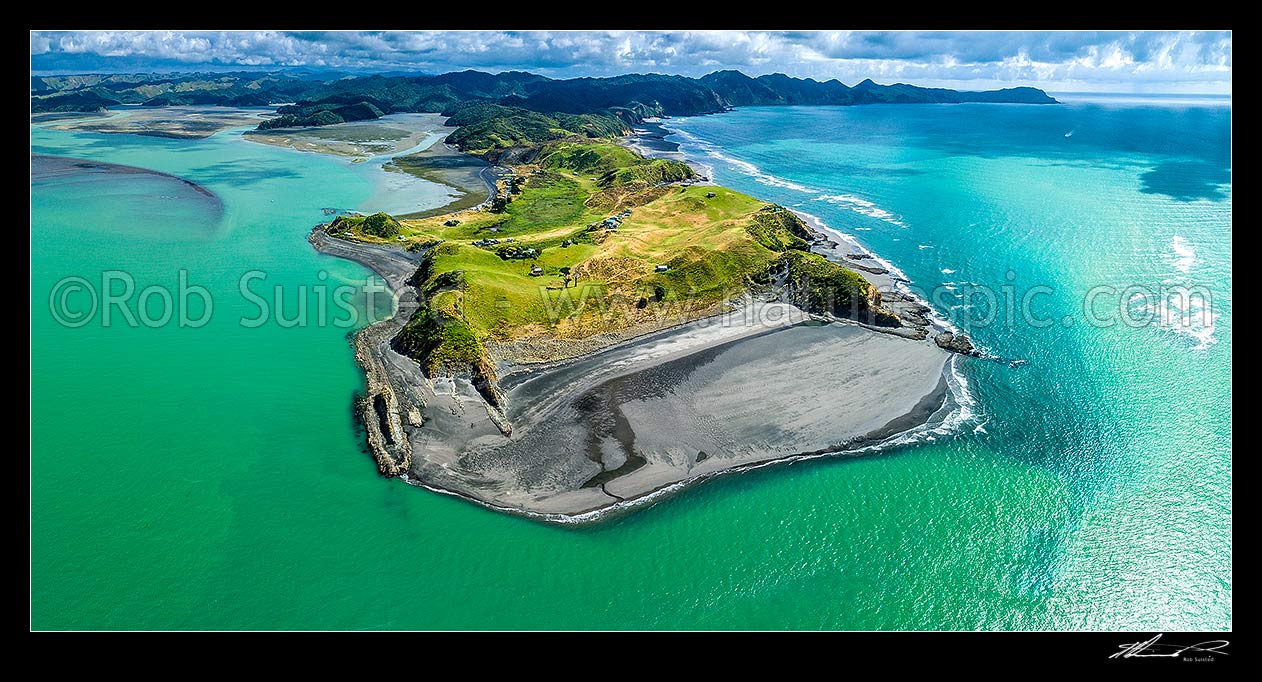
(31, 100, 1230, 630)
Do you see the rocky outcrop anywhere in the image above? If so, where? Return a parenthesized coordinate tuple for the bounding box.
(390, 259, 507, 415)
(355, 319, 414, 476)
(934, 332, 980, 356)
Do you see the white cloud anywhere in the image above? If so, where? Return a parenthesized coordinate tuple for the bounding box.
(28, 30, 1232, 93)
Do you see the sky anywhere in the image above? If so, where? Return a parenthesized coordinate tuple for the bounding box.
(29, 30, 1232, 94)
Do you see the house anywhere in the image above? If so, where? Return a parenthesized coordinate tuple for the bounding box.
(530, 266, 544, 276)
(706, 191, 717, 198)
(505, 237, 514, 242)
(655, 264, 670, 273)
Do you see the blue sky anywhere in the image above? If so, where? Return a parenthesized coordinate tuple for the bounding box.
(29, 30, 1232, 94)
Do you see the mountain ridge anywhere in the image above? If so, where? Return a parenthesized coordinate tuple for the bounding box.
(31, 68, 1059, 117)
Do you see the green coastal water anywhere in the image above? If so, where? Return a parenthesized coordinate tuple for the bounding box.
(30, 101, 1230, 630)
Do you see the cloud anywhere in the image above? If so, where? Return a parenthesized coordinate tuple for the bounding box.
(29, 30, 1232, 93)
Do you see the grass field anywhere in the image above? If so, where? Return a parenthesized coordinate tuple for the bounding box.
(334, 140, 866, 374)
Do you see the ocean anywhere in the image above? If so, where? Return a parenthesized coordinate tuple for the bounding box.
(30, 97, 1231, 630)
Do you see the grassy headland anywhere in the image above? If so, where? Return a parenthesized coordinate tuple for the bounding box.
(329, 137, 894, 382)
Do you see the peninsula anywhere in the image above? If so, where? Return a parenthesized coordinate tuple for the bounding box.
(288, 96, 978, 521)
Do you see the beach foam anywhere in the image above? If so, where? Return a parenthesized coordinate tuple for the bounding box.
(668, 128, 818, 193)
(1129, 286, 1219, 351)
(1169, 235, 1199, 273)
(814, 193, 908, 227)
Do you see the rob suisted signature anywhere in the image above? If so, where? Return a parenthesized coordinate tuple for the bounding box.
(1111, 634, 1229, 660)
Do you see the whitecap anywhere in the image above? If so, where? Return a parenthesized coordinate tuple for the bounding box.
(1170, 235, 1198, 274)
(814, 193, 908, 228)
(711, 151, 818, 193)
(941, 268, 957, 274)
(1128, 283, 1218, 351)
(667, 128, 817, 193)
(1157, 287, 1219, 351)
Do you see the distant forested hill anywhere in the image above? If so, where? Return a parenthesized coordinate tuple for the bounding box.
(31, 69, 1058, 152)
(32, 68, 1058, 117)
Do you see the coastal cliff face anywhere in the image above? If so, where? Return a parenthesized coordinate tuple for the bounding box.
(390, 255, 505, 409)
(767, 251, 901, 327)
(744, 206, 901, 327)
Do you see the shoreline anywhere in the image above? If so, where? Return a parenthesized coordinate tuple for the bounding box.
(241, 112, 502, 220)
(405, 359, 959, 526)
(33, 105, 274, 139)
(386, 142, 501, 219)
(244, 113, 443, 158)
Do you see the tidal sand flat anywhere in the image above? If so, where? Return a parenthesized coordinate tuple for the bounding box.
(386, 143, 493, 218)
(245, 113, 446, 158)
(37, 105, 272, 139)
(245, 112, 494, 218)
(480, 314, 952, 518)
